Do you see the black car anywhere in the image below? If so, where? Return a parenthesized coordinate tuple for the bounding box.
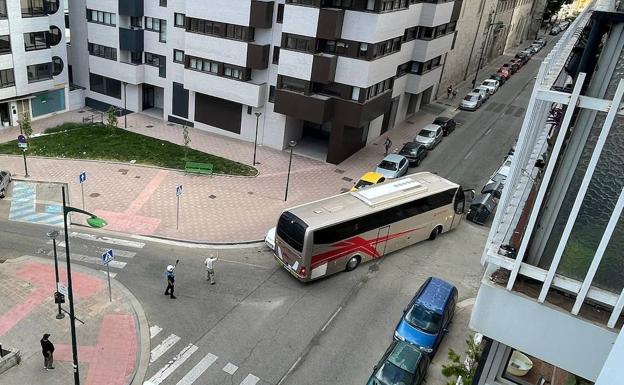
(432, 116, 456, 136)
(366, 340, 430, 385)
(399, 142, 428, 167)
(490, 73, 506, 85)
(514, 52, 530, 64)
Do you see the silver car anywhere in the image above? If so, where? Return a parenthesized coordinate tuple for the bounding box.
(460, 92, 483, 111)
(375, 154, 409, 179)
(414, 124, 443, 150)
(0, 170, 12, 199)
(472, 87, 489, 101)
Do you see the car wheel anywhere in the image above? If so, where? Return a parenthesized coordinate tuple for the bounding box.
(345, 255, 361, 271)
(415, 158, 421, 167)
(429, 226, 442, 240)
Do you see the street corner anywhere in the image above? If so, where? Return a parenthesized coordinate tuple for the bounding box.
(0, 178, 66, 227)
(93, 209, 161, 235)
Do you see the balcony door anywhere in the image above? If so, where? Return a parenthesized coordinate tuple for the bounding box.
(142, 85, 155, 110)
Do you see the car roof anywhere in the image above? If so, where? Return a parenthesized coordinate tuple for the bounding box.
(433, 116, 450, 123)
(420, 123, 440, 131)
(416, 277, 455, 313)
(385, 341, 422, 373)
(360, 172, 384, 182)
(467, 92, 480, 97)
(402, 141, 423, 149)
(382, 154, 406, 163)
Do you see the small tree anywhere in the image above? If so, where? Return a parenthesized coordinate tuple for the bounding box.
(182, 125, 191, 161)
(442, 337, 483, 385)
(19, 112, 32, 138)
(105, 106, 118, 131)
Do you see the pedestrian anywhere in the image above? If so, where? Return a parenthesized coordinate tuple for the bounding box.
(164, 264, 176, 299)
(447, 85, 453, 99)
(204, 254, 218, 285)
(384, 137, 392, 156)
(40, 333, 54, 370)
(452, 88, 457, 99)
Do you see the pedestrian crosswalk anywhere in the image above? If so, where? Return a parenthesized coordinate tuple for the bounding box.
(145, 325, 262, 385)
(8, 181, 64, 227)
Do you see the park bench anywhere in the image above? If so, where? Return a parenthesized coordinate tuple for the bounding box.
(184, 161, 213, 175)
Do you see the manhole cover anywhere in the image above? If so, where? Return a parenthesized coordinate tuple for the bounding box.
(334, 169, 345, 174)
(146, 125, 153, 128)
(342, 177, 353, 182)
(167, 123, 175, 126)
(118, 169, 129, 175)
(90, 193, 100, 198)
(247, 191, 254, 195)
(208, 195, 216, 199)
(135, 176, 141, 179)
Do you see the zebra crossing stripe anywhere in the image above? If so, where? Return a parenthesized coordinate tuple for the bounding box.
(48, 251, 127, 269)
(70, 232, 146, 249)
(100, 270, 117, 278)
(149, 325, 163, 339)
(174, 352, 218, 385)
(223, 362, 238, 375)
(150, 334, 181, 363)
(239, 374, 260, 385)
(46, 241, 137, 259)
(145, 344, 198, 385)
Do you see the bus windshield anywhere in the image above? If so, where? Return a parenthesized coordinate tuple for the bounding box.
(276, 211, 308, 252)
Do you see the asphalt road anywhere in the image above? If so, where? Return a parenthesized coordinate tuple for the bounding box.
(0, 43, 549, 385)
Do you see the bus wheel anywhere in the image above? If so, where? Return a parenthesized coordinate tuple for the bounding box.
(345, 256, 361, 271)
(429, 226, 442, 240)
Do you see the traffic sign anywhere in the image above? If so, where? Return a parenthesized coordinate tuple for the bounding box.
(79, 171, 87, 184)
(176, 185, 183, 197)
(17, 135, 26, 143)
(57, 282, 68, 296)
(101, 249, 114, 265)
(17, 142, 27, 148)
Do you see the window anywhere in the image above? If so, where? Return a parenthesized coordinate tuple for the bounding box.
(276, 4, 284, 23)
(0, 68, 15, 88)
(27, 62, 52, 83)
(269, 85, 275, 103)
(284, 34, 312, 52)
(49, 26, 61, 46)
(89, 73, 121, 98)
(24, 31, 49, 51)
(0, 0, 7, 18)
(272, 46, 280, 64)
(276, 212, 308, 253)
(88, 42, 117, 61)
(21, 0, 45, 17)
(131, 16, 142, 28)
(87, 9, 116, 26)
(224, 65, 247, 80)
(174, 13, 185, 27)
(173, 49, 184, 63)
(351, 87, 360, 101)
(145, 52, 163, 67)
(52, 56, 63, 76)
(278, 75, 309, 94)
(159, 0, 167, 6)
(0, 35, 10, 55)
(145, 17, 167, 42)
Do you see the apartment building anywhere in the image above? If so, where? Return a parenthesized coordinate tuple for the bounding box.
(67, 0, 462, 164)
(0, 0, 69, 128)
(470, 1, 624, 384)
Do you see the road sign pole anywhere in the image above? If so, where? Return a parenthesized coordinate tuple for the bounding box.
(22, 148, 28, 177)
(106, 263, 112, 302)
(176, 195, 180, 230)
(81, 183, 85, 211)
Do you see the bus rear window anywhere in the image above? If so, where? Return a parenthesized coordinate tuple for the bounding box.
(276, 212, 308, 252)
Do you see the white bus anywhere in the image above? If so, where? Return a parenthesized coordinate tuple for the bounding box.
(273, 172, 472, 282)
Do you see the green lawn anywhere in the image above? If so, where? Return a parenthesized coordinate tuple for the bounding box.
(0, 123, 257, 176)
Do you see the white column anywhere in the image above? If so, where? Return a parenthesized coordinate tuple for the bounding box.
(595, 328, 624, 385)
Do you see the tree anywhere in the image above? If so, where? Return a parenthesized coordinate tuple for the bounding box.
(544, 0, 574, 22)
(105, 106, 118, 131)
(441, 336, 483, 385)
(182, 125, 191, 161)
(19, 112, 32, 138)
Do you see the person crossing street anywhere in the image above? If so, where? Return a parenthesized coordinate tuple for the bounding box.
(164, 263, 177, 299)
(205, 254, 218, 285)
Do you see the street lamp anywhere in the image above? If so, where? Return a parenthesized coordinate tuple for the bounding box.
(253, 112, 262, 165)
(472, 21, 503, 88)
(61, 185, 107, 385)
(284, 140, 296, 202)
(47, 229, 64, 320)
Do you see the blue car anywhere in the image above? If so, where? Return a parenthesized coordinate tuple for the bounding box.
(394, 277, 458, 355)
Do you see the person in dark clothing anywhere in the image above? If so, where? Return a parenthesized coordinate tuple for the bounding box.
(384, 137, 393, 156)
(40, 333, 54, 370)
(447, 85, 453, 99)
(164, 264, 176, 299)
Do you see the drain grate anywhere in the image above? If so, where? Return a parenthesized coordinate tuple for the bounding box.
(135, 176, 141, 179)
(146, 125, 153, 128)
(342, 177, 353, 182)
(334, 169, 345, 174)
(208, 195, 216, 199)
(248, 191, 254, 195)
(89, 193, 100, 198)
(118, 169, 129, 175)
(167, 123, 175, 126)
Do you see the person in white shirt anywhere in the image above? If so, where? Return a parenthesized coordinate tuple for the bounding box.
(205, 254, 218, 284)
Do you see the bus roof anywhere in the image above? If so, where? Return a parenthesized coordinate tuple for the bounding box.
(284, 172, 459, 230)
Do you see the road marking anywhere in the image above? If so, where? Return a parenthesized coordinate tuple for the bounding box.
(48, 251, 127, 269)
(239, 374, 260, 385)
(277, 356, 302, 385)
(70, 232, 145, 249)
(175, 352, 218, 385)
(485, 128, 492, 136)
(130, 234, 264, 249)
(321, 306, 342, 332)
(464, 150, 474, 160)
(150, 334, 181, 363)
(46, 241, 137, 258)
(149, 325, 163, 339)
(145, 343, 198, 385)
(223, 362, 238, 375)
(100, 270, 117, 278)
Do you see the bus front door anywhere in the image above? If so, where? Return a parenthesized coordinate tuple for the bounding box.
(375, 226, 390, 257)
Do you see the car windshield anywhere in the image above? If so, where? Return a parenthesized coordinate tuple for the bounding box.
(400, 145, 419, 155)
(405, 302, 442, 334)
(368, 362, 414, 385)
(464, 95, 477, 102)
(473, 89, 482, 94)
(418, 129, 435, 138)
(432, 118, 446, 125)
(354, 179, 374, 189)
(379, 160, 398, 171)
(491, 172, 507, 183)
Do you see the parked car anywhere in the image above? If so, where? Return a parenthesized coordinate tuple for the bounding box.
(529, 43, 542, 53)
(432, 116, 456, 136)
(467, 193, 498, 225)
(533, 38, 546, 48)
(481, 79, 499, 95)
(490, 73, 506, 85)
(510, 58, 525, 69)
(485, 154, 514, 186)
(508, 61, 521, 72)
(399, 142, 428, 167)
(351, 172, 387, 191)
(459, 92, 483, 111)
(0, 170, 11, 199)
(549, 25, 561, 35)
(366, 340, 430, 385)
(376, 154, 409, 179)
(502, 63, 516, 74)
(496, 68, 511, 79)
(472, 87, 489, 102)
(394, 277, 458, 355)
(514, 52, 530, 64)
(414, 124, 443, 149)
(265, 227, 276, 252)
(559, 21, 570, 30)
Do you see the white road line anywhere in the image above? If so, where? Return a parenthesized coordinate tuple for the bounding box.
(149, 325, 163, 339)
(100, 270, 117, 278)
(48, 251, 127, 269)
(464, 150, 474, 160)
(145, 344, 198, 385)
(223, 362, 238, 375)
(277, 356, 302, 385)
(321, 306, 342, 332)
(70, 232, 145, 249)
(485, 128, 492, 135)
(239, 374, 260, 385)
(150, 334, 181, 363)
(175, 352, 218, 385)
(46, 241, 137, 259)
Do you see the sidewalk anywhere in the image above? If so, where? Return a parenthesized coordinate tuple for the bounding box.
(0, 255, 149, 385)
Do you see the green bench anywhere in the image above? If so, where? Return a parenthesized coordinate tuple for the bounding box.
(184, 161, 214, 175)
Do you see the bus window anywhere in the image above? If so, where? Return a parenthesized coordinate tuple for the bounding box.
(454, 187, 465, 214)
(276, 211, 308, 252)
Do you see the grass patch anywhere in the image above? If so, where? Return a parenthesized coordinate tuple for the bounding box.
(0, 123, 257, 176)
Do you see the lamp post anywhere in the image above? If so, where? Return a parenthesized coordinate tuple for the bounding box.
(253, 112, 262, 165)
(47, 229, 64, 320)
(472, 19, 501, 88)
(284, 140, 296, 202)
(62, 186, 107, 385)
(122, 82, 128, 128)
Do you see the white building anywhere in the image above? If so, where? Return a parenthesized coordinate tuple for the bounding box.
(0, 0, 69, 128)
(67, 0, 462, 164)
(470, 1, 624, 384)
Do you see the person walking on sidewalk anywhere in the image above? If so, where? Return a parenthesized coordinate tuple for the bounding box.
(40, 333, 54, 370)
(384, 137, 393, 156)
(164, 264, 177, 299)
(204, 254, 218, 285)
(447, 85, 453, 99)
(452, 88, 457, 100)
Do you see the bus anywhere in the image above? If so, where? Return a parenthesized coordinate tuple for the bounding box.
(273, 172, 472, 282)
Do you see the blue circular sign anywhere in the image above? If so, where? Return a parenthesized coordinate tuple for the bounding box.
(17, 135, 26, 143)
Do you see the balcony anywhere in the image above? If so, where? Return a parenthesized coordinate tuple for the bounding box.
(411, 34, 454, 63)
(119, 28, 144, 52)
(249, 0, 274, 28)
(405, 67, 442, 94)
(310, 53, 337, 84)
(333, 90, 392, 128)
(184, 69, 267, 107)
(119, 0, 144, 17)
(316, 8, 344, 40)
(246, 44, 270, 70)
(273, 89, 333, 124)
(90, 55, 145, 85)
(419, 1, 454, 27)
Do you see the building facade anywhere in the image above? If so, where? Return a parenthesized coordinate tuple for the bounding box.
(67, 0, 462, 164)
(470, 1, 624, 384)
(0, 0, 69, 128)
